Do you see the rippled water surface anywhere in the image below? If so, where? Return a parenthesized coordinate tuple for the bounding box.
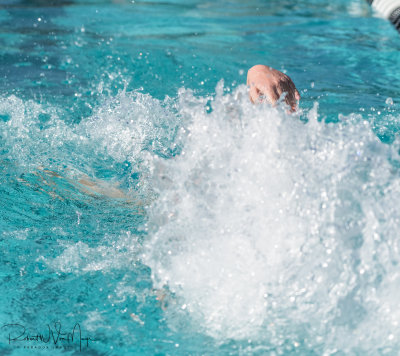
(1, 0, 400, 355)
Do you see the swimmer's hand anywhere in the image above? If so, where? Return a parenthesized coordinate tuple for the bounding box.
(247, 65, 300, 111)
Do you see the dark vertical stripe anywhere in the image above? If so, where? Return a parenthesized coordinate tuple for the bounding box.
(389, 8, 400, 31)
(389, 7, 400, 22)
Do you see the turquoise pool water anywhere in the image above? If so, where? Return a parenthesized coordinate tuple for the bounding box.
(1, 0, 400, 355)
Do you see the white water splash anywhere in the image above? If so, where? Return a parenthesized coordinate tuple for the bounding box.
(140, 84, 400, 353)
(41, 232, 140, 274)
(5, 83, 400, 354)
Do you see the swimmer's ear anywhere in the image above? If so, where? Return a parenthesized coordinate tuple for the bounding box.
(295, 89, 301, 101)
(248, 83, 259, 104)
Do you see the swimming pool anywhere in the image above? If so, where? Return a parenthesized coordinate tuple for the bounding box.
(1, 0, 400, 354)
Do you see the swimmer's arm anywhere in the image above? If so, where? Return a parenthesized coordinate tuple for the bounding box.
(247, 64, 300, 111)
